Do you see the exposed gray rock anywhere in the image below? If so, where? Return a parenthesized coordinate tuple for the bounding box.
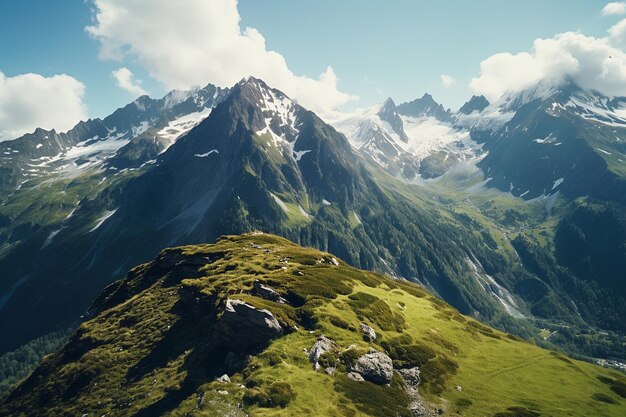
(325, 367, 336, 375)
(353, 351, 394, 384)
(399, 366, 437, 416)
(216, 374, 231, 383)
(398, 367, 421, 387)
(347, 372, 365, 382)
(252, 280, 287, 304)
(377, 97, 409, 142)
(455, 385, 462, 392)
(360, 323, 376, 342)
(215, 299, 283, 352)
(308, 335, 336, 368)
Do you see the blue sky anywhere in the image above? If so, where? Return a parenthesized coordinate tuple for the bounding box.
(0, 0, 624, 137)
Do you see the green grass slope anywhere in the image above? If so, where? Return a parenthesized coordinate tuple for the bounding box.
(2, 233, 624, 417)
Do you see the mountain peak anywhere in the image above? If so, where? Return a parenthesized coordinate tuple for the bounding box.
(377, 97, 408, 142)
(234, 76, 289, 103)
(381, 97, 396, 108)
(397, 93, 452, 122)
(459, 95, 490, 115)
(237, 75, 271, 91)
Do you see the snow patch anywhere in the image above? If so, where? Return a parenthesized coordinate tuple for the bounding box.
(298, 205, 310, 219)
(552, 177, 565, 190)
(42, 229, 62, 248)
(157, 107, 212, 150)
(270, 193, 289, 214)
(131, 121, 151, 137)
(195, 149, 219, 158)
(293, 149, 311, 162)
(89, 209, 118, 233)
(534, 133, 558, 144)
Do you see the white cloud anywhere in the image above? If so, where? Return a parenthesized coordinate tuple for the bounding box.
(86, 0, 354, 114)
(112, 67, 147, 96)
(0, 72, 87, 141)
(602, 2, 626, 16)
(470, 32, 626, 101)
(609, 18, 626, 48)
(440, 74, 456, 88)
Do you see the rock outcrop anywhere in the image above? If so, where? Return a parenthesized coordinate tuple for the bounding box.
(360, 323, 376, 342)
(347, 372, 365, 382)
(352, 350, 394, 384)
(252, 280, 288, 304)
(308, 336, 336, 370)
(398, 367, 421, 387)
(215, 299, 283, 352)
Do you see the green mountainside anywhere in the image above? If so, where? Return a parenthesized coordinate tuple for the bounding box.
(2, 233, 624, 417)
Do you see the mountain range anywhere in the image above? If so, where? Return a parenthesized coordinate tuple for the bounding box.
(1, 75, 626, 406)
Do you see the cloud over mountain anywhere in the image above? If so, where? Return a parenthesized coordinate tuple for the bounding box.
(86, 0, 354, 114)
(112, 67, 147, 96)
(470, 32, 626, 101)
(0, 72, 87, 141)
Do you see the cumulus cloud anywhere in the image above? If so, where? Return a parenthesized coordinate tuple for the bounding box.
(470, 32, 626, 101)
(0, 72, 87, 141)
(112, 67, 147, 96)
(602, 2, 626, 16)
(609, 18, 626, 47)
(440, 74, 456, 88)
(86, 0, 354, 114)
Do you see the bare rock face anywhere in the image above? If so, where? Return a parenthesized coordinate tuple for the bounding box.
(308, 336, 335, 369)
(216, 374, 231, 383)
(353, 351, 394, 384)
(398, 366, 438, 417)
(347, 372, 365, 382)
(398, 367, 421, 387)
(360, 323, 376, 342)
(252, 280, 288, 304)
(215, 299, 283, 352)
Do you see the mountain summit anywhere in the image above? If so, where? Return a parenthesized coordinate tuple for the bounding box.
(377, 98, 409, 142)
(397, 93, 453, 122)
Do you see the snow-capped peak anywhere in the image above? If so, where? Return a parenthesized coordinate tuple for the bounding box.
(163, 88, 194, 110)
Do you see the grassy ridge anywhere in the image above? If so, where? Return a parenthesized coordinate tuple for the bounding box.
(1, 233, 624, 416)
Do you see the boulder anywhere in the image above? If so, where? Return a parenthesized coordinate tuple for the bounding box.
(252, 280, 288, 304)
(360, 323, 376, 342)
(215, 299, 283, 352)
(216, 374, 231, 383)
(398, 367, 421, 387)
(308, 335, 335, 368)
(347, 372, 365, 382)
(353, 351, 394, 384)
